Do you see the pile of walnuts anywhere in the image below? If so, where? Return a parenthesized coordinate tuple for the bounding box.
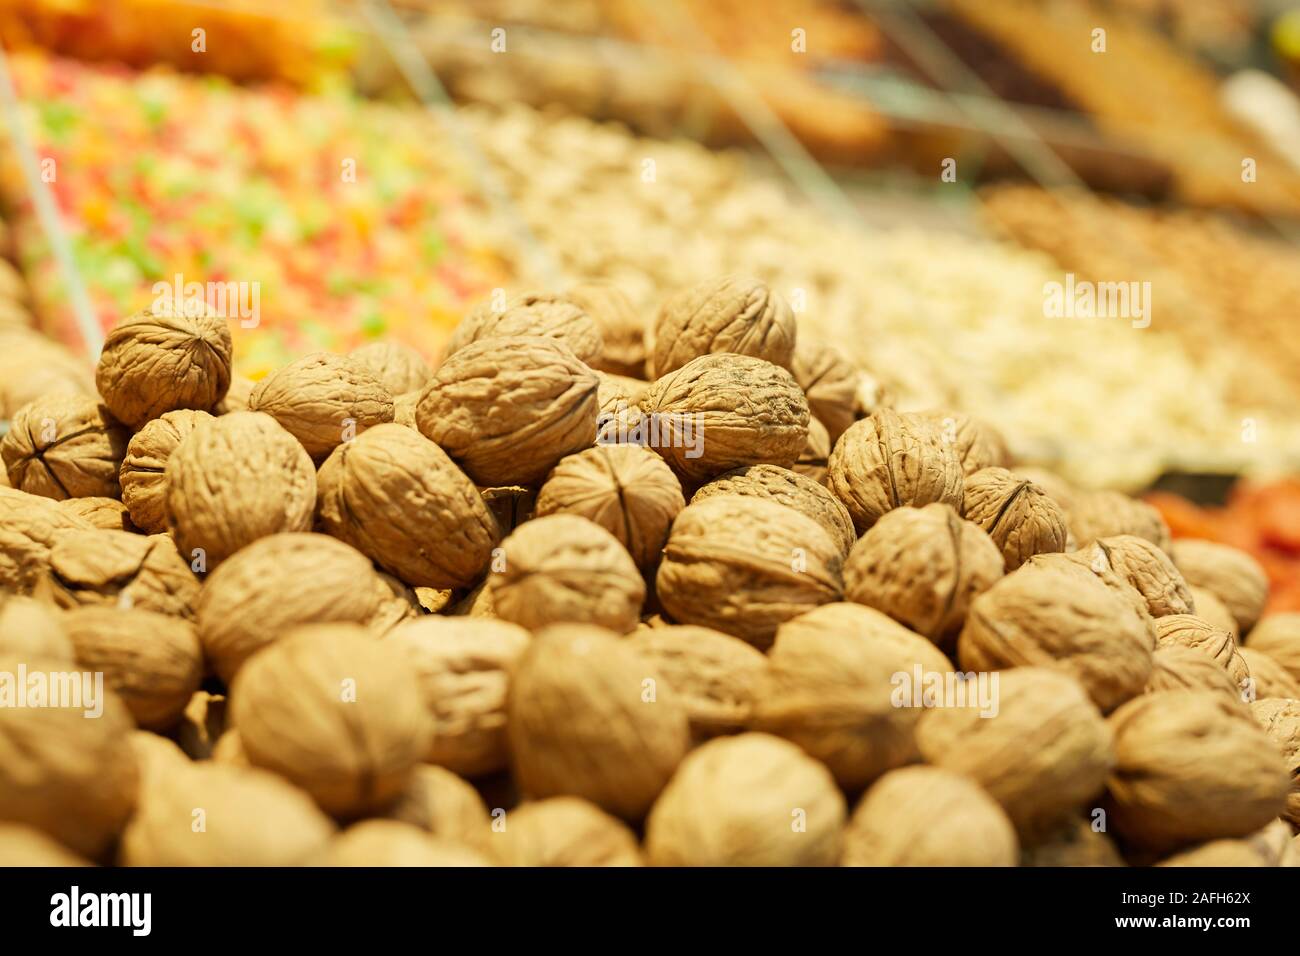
(2, 279, 1297, 868)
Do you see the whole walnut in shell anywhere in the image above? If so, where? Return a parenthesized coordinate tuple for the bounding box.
(42, 529, 199, 619)
(164, 411, 316, 568)
(922, 410, 1010, 476)
(827, 409, 964, 534)
(1147, 645, 1247, 707)
(506, 625, 690, 820)
(534, 444, 684, 569)
(388, 616, 530, 777)
(120, 762, 335, 866)
(416, 336, 599, 487)
(1075, 535, 1193, 618)
(318, 820, 492, 867)
(842, 766, 1018, 867)
(0, 824, 91, 866)
(55, 496, 137, 532)
(348, 340, 431, 396)
(959, 557, 1155, 712)
(650, 275, 795, 377)
(1244, 617, 1300, 682)
(962, 468, 1068, 571)
(1171, 539, 1269, 635)
(0, 594, 74, 662)
(1105, 690, 1288, 853)
(791, 338, 863, 445)
(795, 415, 831, 484)
(1154, 614, 1249, 688)
(692, 463, 855, 558)
(316, 423, 500, 588)
(656, 495, 843, 649)
(627, 624, 768, 740)
(495, 797, 643, 867)
(249, 352, 394, 461)
(567, 281, 647, 378)
(843, 503, 1003, 648)
(231, 625, 433, 819)
(1249, 698, 1300, 825)
(445, 291, 603, 366)
(489, 514, 645, 634)
(1068, 489, 1171, 550)
(639, 353, 809, 483)
(196, 532, 399, 684)
(386, 765, 493, 851)
(0, 658, 139, 858)
(1239, 647, 1300, 699)
(645, 733, 845, 867)
(1, 394, 128, 499)
(94, 304, 232, 427)
(917, 668, 1113, 839)
(0, 487, 93, 591)
(1188, 585, 1239, 639)
(753, 603, 953, 790)
(119, 409, 214, 533)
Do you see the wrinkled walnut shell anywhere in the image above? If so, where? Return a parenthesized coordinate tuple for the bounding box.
(962, 467, 1068, 571)
(567, 282, 646, 378)
(119, 409, 214, 534)
(1146, 645, 1247, 707)
(55, 497, 137, 532)
(1249, 698, 1300, 826)
(1074, 535, 1194, 618)
(446, 291, 603, 367)
(0, 487, 93, 591)
(692, 463, 855, 558)
(1171, 539, 1269, 635)
(1068, 489, 1171, 551)
(922, 410, 1010, 476)
(791, 338, 862, 445)
(43, 529, 199, 619)
(348, 340, 431, 396)
(1154, 614, 1249, 688)
(1, 394, 128, 499)
(651, 275, 795, 377)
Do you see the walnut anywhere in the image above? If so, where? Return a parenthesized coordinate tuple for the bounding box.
(1188, 585, 1240, 639)
(790, 338, 862, 445)
(94, 304, 232, 427)
(795, 415, 830, 484)
(506, 624, 690, 820)
(842, 766, 1018, 867)
(388, 616, 530, 777)
(691, 463, 855, 558)
(827, 409, 964, 534)
(55, 497, 137, 532)
(754, 603, 953, 790)
(1246, 615, 1300, 683)
(644, 733, 845, 867)
(922, 410, 1010, 476)
(489, 514, 645, 634)
(1068, 489, 1171, 550)
(230, 624, 433, 819)
(316, 423, 500, 588)
(446, 291, 603, 367)
(567, 281, 647, 377)
(1154, 614, 1249, 687)
(650, 275, 795, 378)
(1249, 698, 1300, 825)
(627, 624, 768, 740)
(0, 657, 139, 858)
(42, 530, 199, 619)
(0, 487, 93, 591)
(317, 820, 492, 866)
(249, 352, 394, 461)
(1075, 535, 1194, 618)
(120, 762, 335, 866)
(348, 340, 431, 396)
(495, 797, 643, 867)
(656, 495, 843, 649)
(119, 409, 214, 533)
(0, 824, 91, 866)
(386, 765, 493, 852)
(1171, 539, 1269, 635)
(164, 411, 316, 568)
(961, 467, 1068, 571)
(417, 336, 599, 487)
(0, 332, 94, 419)
(959, 557, 1155, 712)
(214, 373, 253, 414)
(1, 394, 128, 499)
(843, 503, 1003, 648)
(392, 390, 419, 428)
(1105, 690, 1288, 853)
(1147, 646, 1247, 707)
(1239, 648, 1300, 699)
(196, 532, 399, 684)
(0, 594, 74, 661)
(1020, 818, 1124, 867)
(639, 353, 809, 483)
(917, 668, 1113, 840)
(534, 444, 684, 569)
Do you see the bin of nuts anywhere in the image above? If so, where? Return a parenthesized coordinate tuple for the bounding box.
(0, 278, 1294, 869)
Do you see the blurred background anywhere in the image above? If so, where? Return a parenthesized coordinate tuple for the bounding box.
(1, 0, 1300, 605)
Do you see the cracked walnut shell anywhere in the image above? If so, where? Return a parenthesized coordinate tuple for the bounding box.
(445, 291, 603, 367)
(656, 495, 843, 649)
(1, 393, 128, 500)
(164, 411, 316, 568)
(1147, 645, 1247, 707)
(41, 529, 199, 619)
(0, 487, 93, 592)
(692, 463, 855, 558)
(94, 304, 232, 428)
(316, 423, 500, 589)
(119, 409, 215, 534)
(650, 275, 795, 377)
(489, 514, 645, 634)
(639, 353, 809, 483)
(828, 409, 964, 534)
(843, 503, 1003, 648)
(495, 797, 643, 867)
(417, 336, 599, 487)
(249, 352, 394, 461)
(1171, 539, 1269, 635)
(962, 468, 1068, 571)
